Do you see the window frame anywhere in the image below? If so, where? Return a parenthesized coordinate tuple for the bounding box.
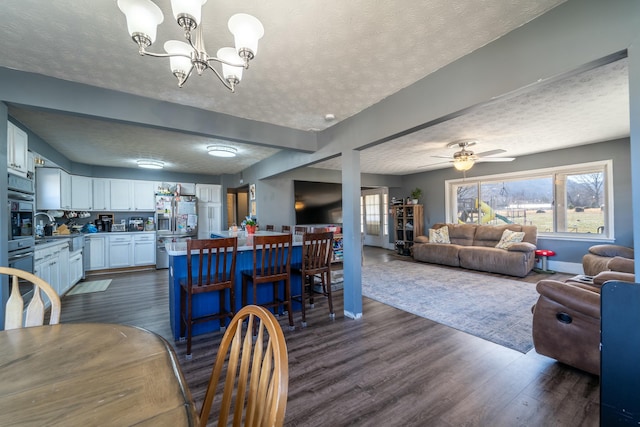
(445, 160, 614, 241)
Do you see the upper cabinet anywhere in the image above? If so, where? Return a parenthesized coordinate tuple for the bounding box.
(71, 175, 93, 210)
(7, 122, 28, 177)
(133, 181, 155, 211)
(36, 168, 72, 210)
(92, 178, 110, 211)
(196, 184, 222, 203)
(110, 179, 132, 211)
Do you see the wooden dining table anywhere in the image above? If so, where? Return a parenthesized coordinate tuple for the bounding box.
(0, 323, 198, 426)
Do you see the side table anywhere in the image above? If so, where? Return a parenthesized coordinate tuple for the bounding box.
(534, 249, 556, 274)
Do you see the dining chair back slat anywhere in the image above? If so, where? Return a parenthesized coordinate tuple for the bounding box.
(2, 267, 60, 330)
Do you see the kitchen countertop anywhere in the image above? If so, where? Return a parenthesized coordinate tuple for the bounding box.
(165, 231, 301, 255)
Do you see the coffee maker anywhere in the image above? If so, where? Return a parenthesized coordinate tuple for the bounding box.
(129, 217, 145, 231)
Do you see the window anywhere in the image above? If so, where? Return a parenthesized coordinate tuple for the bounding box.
(446, 160, 612, 239)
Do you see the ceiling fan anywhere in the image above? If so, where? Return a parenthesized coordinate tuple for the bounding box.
(432, 139, 515, 171)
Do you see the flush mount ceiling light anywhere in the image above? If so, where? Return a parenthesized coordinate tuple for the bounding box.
(117, 0, 264, 92)
(137, 159, 164, 169)
(207, 145, 237, 157)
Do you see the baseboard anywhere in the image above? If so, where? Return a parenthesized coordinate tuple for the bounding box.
(546, 260, 583, 275)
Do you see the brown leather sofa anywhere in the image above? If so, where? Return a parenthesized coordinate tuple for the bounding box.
(412, 223, 538, 277)
(532, 280, 601, 375)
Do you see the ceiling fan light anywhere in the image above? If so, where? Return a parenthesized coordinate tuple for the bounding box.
(217, 47, 244, 83)
(170, 0, 207, 29)
(117, 0, 164, 45)
(228, 13, 264, 59)
(207, 145, 237, 157)
(453, 157, 475, 171)
(137, 159, 164, 169)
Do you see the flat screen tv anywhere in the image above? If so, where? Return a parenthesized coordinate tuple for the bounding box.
(294, 181, 342, 225)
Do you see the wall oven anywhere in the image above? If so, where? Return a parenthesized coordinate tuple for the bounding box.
(7, 174, 36, 304)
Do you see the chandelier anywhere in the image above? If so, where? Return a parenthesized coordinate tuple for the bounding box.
(117, 0, 264, 92)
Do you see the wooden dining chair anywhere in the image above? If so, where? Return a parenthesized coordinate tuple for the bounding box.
(291, 231, 335, 327)
(180, 237, 238, 358)
(198, 305, 289, 427)
(281, 225, 291, 233)
(2, 267, 61, 330)
(241, 233, 295, 330)
(265, 224, 275, 231)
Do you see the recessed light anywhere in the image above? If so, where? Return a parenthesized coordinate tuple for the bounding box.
(137, 159, 164, 169)
(207, 145, 238, 157)
(324, 113, 335, 121)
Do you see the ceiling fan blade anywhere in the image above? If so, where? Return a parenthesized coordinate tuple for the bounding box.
(431, 155, 453, 159)
(476, 157, 516, 162)
(476, 149, 506, 158)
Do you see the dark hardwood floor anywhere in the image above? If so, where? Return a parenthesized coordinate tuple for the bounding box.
(60, 248, 599, 426)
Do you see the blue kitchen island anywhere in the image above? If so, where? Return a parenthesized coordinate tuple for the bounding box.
(166, 231, 303, 340)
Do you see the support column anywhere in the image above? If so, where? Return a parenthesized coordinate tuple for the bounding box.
(341, 150, 363, 319)
(629, 46, 640, 275)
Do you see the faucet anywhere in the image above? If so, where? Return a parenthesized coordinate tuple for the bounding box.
(34, 211, 56, 225)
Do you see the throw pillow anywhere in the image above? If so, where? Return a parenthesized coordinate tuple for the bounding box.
(415, 235, 429, 243)
(495, 229, 525, 249)
(429, 226, 450, 244)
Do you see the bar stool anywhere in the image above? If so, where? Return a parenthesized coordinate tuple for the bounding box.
(291, 231, 335, 327)
(180, 237, 238, 358)
(294, 226, 307, 236)
(265, 224, 275, 231)
(281, 225, 291, 233)
(241, 233, 295, 330)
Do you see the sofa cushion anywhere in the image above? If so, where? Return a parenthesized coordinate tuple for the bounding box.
(429, 227, 450, 244)
(495, 229, 525, 249)
(415, 235, 429, 243)
(589, 244, 634, 259)
(412, 243, 462, 267)
(433, 223, 475, 246)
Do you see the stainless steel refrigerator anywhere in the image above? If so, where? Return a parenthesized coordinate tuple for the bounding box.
(155, 195, 198, 269)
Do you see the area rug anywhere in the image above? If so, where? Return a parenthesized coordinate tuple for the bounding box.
(66, 279, 112, 296)
(361, 261, 539, 353)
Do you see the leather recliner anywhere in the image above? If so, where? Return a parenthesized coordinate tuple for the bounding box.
(582, 244, 634, 276)
(532, 280, 601, 375)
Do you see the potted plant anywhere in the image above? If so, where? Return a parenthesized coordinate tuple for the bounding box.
(244, 217, 257, 234)
(410, 187, 422, 204)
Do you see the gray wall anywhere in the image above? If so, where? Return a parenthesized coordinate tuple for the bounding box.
(401, 138, 632, 264)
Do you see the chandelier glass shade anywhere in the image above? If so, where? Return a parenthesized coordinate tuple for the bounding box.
(207, 145, 238, 157)
(117, 0, 264, 92)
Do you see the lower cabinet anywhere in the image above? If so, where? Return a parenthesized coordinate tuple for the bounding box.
(134, 234, 156, 266)
(34, 241, 70, 299)
(86, 232, 156, 272)
(69, 251, 83, 287)
(86, 234, 108, 271)
(109, 234, 134, 268)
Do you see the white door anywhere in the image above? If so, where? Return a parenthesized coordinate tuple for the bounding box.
(360, 188, 389, 248)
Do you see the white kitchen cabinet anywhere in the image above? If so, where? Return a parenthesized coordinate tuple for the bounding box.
(69, 251, 83, 288)
(133, 233, 156, 265)
(7, 122, 28, 177)
(86, 234, 108, 271)
(109, 234, 134, 268)
(133, 181, 155, 211)
(71, 175, 93, 210)
(34, 240, 69, 299)
(36, 168, 72, 210)
(196, 184, 222, 203)
(110, 179, 133, 211)
(92, 178, 110, 211)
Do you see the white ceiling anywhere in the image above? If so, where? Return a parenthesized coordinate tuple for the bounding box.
(1, 0, 630, 176)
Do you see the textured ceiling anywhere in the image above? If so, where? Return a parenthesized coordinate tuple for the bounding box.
(3, 1, 628, 177)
